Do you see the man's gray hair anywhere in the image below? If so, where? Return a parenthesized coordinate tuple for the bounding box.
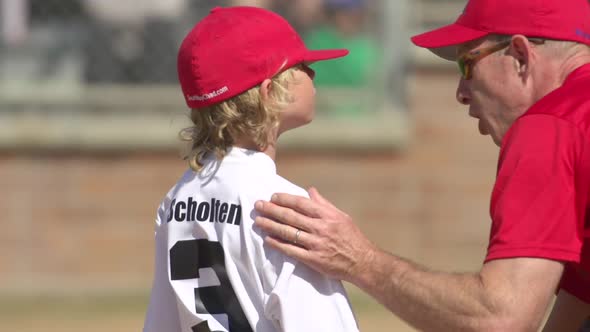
(489, 34, 590, 58)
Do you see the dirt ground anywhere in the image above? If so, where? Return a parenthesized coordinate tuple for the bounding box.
(0, 71, 503, 331)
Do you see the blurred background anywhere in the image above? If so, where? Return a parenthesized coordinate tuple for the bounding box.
(0, 0, 506, 331)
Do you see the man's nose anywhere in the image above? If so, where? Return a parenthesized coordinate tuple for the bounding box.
(456, 78, 471, 105)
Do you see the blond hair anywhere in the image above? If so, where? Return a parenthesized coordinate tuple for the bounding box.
(180, 66, 300, 172)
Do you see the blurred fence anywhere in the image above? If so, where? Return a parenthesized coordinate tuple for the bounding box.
(0, 2, 476, 332)
(0, 0, 469, 152)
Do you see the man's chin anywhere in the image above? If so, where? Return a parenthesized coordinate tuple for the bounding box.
(478, 120, 489, 135)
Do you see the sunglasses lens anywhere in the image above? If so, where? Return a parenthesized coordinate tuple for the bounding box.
(307, 67, 316, 80)
(457, 59, 472, 80)
(457, 59, 466, 78)
(298, 64, 315, 80)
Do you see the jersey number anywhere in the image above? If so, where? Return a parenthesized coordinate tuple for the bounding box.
(170, 239, 253, 332)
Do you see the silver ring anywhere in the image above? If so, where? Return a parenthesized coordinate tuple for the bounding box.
(294, 229, 301, 245)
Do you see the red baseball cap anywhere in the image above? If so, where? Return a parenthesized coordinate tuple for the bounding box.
(411, 0, 590, 60)
(177, 6, 349, 109)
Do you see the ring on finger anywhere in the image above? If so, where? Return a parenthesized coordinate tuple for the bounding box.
(293, 229, 301, 245)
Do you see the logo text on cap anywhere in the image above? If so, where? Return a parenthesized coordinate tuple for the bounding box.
(188, 86, 229, 102)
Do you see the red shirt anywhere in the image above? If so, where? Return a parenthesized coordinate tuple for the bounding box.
(486, 64, 590, 303)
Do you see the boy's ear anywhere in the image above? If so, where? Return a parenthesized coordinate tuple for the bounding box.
(259, 78, 273, 102)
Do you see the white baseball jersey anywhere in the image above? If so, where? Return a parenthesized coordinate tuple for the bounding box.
(143, 147, 359, 332)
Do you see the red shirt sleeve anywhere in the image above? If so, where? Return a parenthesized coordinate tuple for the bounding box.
(485, 114, 584, 263)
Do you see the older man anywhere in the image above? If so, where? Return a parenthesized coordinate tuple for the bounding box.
(254, 0, 590, 330)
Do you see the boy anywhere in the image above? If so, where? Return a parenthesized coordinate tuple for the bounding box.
(143, 6, 359, 332)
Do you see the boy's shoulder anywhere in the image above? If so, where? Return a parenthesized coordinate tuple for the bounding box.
(180, 150, 309, 198)
(266, 173, 309, 198)
(236, 169, 309, 201)
(217, 148, 309, 198)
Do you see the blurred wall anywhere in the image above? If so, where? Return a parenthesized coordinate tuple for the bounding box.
(0, 1, 486, 332)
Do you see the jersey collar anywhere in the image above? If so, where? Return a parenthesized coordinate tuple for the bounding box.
(222, 147, 277, 174)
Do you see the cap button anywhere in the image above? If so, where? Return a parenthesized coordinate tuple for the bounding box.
(210, 6, 223, 14)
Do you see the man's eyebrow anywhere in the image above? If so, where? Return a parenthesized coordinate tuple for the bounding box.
(457, 38, 489, 55)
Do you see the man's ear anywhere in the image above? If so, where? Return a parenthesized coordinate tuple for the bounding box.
(510, 35, 533, 76)
(259, 78, 273, 103)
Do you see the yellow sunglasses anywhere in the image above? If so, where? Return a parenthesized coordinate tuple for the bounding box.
(457, 38, 545, 80)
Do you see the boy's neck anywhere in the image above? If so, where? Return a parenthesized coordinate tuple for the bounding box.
(233, 129, 278, 161)
(233, 141, 277, 161)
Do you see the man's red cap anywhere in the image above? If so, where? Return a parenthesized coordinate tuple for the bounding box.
(411, 0, 590, 60)
(177, 6, 349, 109)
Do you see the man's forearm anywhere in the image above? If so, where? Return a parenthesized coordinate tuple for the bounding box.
(252, 193, 559, 330)
(351, 249, 530, 332)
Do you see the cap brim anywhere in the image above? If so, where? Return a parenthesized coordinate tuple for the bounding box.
(304, 49, 349, 63)
(411, 23, 489, 61)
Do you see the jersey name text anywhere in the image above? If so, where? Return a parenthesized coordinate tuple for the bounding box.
(167, 197, 242, 226)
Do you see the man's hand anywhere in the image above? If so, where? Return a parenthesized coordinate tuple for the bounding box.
(254, 187, 378, 281)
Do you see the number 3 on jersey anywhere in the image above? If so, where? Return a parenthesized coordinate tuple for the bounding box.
(170, 239, 253, 332)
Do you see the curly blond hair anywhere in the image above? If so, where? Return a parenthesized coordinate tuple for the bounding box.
(180, 65, 300, 172)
